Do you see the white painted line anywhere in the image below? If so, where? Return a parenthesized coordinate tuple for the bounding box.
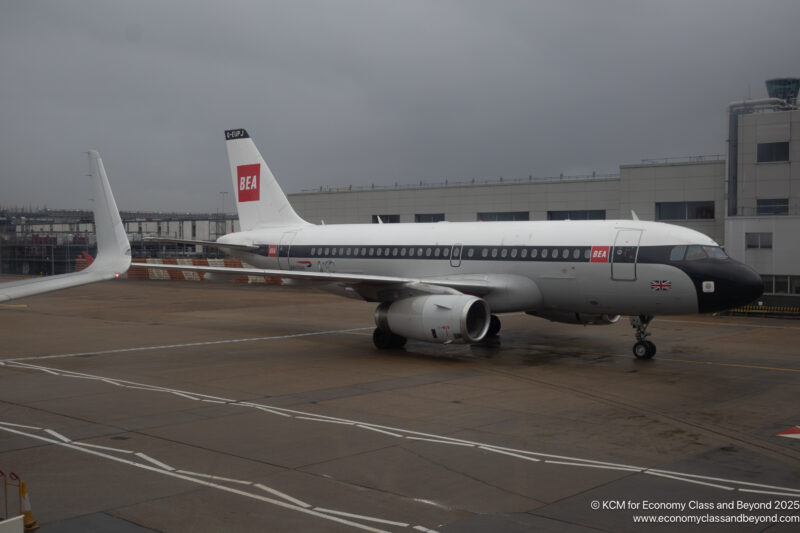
(406, 437, 474, 447)
(12, 362, 800, 499)
(253, 483, 312, 508)
(0, 424, 402, 533)
(644, 471, 734, 490)
(201, 399, 227, 404)
(172, 392, 202, 401)
(313, 507, 409, 527)
(738, 487, 800, 498)
(252, 407, 292, 417)
(0, 421, 42, 430)
(544, 460, 641, 473)
(414, 526, 440, 532)
(44, 429, 72, 443)
(644, 469, 800, 494)
(295, 416, 354, 426)
(478, 446, 541, 462)
(3, 327, 374, 363)
(74, 442, 135, 454)
(135, 452, 175, 471)
(101, 378, 121, 386)
(177, 470, 253, 485)
(356, 424, 403, 438)
(41, 369, 60, 376)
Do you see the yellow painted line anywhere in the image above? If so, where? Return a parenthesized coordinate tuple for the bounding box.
(654, 357, 800, 374)
(0, 304, 28, 309)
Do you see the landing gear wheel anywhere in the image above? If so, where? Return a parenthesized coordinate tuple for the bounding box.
(633, 341, 655, 359)
(630, 315, 656, 359)
(373, 328, 407, 349)
(487, 314, 501, 337)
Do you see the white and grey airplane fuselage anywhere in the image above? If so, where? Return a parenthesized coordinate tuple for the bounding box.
(218, 219, 759, 318)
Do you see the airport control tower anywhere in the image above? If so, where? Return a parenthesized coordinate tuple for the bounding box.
(765, 77, 800, 105)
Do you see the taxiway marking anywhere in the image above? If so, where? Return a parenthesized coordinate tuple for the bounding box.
(0, 422, 435, 533)
(0, 327, 373, 363)
(4, 360, 800, 499)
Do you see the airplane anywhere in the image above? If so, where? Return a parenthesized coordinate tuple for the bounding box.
(0, 151, 131, 303)
(146, 129, 763, 359)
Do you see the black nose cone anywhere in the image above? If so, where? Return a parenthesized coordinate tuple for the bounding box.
(696, 261, 764, 314)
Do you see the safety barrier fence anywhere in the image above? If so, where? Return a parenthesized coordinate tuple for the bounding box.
(127, 258, 281, 285)
(726, 305, 800, 318)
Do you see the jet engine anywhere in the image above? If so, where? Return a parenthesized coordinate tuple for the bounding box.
(527, 310, 621, 325)
(375, 295, 490, 344)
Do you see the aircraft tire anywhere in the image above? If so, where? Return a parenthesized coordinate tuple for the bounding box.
(487, 315, 501, 337)
(373, 328, 406, 349)
(633, 341, 655, 359)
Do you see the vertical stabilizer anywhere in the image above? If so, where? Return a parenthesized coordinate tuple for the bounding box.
(225, 129, 309, 230)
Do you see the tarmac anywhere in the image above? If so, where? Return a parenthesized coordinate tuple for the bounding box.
(0, 278, 798, 532)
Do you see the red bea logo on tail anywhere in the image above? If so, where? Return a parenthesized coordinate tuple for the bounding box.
(237, 164, 260, 202)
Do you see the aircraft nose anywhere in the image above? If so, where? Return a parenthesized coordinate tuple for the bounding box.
(696, 260, 764, 313)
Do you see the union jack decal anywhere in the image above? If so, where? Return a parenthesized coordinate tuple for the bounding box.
(650, 280, 672, 291)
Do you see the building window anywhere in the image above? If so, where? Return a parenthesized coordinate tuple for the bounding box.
(371, 214, 400, 223)
(415, 213, 445, 223)
(756, 198, 788, 216)
(547, 210, 606, 220)
(655, 201, 714, 220)
(476, 211, 529, 222)
(756, 142, 789, 163)
(745, 232, 773, 249)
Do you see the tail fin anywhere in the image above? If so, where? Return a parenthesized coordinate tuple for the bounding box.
(225, 129, 308, 230)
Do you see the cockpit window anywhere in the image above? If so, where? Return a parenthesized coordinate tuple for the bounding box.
(669, 245, 686, 261)
(685, 245, 707, 261)
(704, 246, 728, 260)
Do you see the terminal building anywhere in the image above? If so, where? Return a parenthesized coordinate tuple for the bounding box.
(2, 79, 798, 301)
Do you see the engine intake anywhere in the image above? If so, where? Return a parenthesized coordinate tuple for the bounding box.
(375, 295, 490, 344)
(527, 310, 621, 325)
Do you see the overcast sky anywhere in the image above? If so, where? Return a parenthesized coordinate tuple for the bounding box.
(1, 1, 797, 213)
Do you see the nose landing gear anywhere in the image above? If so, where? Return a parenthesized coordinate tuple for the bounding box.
(630, 315, 656, 359)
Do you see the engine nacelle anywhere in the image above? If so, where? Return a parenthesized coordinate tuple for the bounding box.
(527, 310, 621, 325)
(375, 295, 490, 344)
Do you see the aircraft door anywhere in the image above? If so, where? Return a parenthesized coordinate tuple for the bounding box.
(278, 231, 297, 269)
(450, 244, 463, 267)
(611, 229, 642, 281)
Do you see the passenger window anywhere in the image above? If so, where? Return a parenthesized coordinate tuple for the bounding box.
(704, 246, 728, 260)
(384, 248, 390, 256)
(511, 249, 517, 258)
(685, 245, 707, 261)
(542, 249, 548, 258)
(669, 245, 686, 261)
(573, 249, 580, 259)
(532, 248, 538, 258)
(434, 248, 441, 257)
(346, 248, 351, 256)
(392, 248, 398, 256)
(324, 247, 330, 255)
(376, 248, 382, 256)
(521, 249, 528, 258)
(368, 248, 374, 256)
(400, 248, 406, 257)
(426, 248, 432, 257)
(310, 248, 316, 256)
(501, 249, 508, 258)
(553, 249, 559, 259)
(468, 248, 475, 258)
(409, 248, 415, 257)
(563, 249, 569, 258)
(491, 248, 498, 258)
(584, 249, 590, 259)
(339, 247, 344, 255)
(361, 247, 367, 256)
(482, 248, 488, 258)
(418, 248, 424, 256)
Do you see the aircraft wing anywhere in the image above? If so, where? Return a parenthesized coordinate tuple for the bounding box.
(135, 262, 494, 301)
(0, 151, 131, 303)
(145, 238, 259, 252)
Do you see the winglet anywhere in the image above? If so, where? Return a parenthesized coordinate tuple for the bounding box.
(86, 150, 131, 277)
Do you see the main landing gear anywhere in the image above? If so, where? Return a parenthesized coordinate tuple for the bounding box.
(373, 328, 407, 349)
(487, 314, 501, 337)
(630, 315, 656, 359)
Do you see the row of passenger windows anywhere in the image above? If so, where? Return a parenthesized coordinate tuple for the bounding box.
(305, 246, 595, 260)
